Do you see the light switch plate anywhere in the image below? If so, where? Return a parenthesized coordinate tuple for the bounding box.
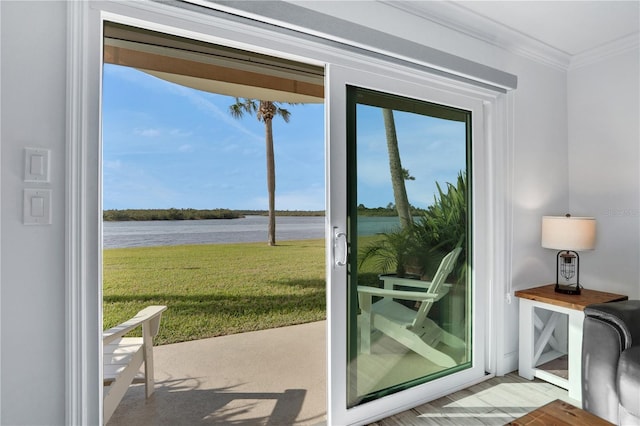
(24, 147, 50, 182)
(23, 188, 51, 225)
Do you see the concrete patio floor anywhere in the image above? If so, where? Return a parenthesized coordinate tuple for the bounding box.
(108, 321, 327, 426)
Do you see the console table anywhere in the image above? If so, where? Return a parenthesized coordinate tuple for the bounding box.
(515, 284, 627, 403)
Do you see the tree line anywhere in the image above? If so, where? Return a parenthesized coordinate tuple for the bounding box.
(103, 208, 327, 221)
(103, 207, 426, 221)
(357, 204, 427, 217)
(103, 208, 242, 221)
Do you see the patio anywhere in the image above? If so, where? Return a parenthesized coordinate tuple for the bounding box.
(107, 321, 327, 425)
(108, 320, 572, 425)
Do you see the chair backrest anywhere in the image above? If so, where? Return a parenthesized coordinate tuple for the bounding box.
(411, 247, 462, 329)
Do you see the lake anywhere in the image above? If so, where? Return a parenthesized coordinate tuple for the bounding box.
(103, 215, 401, 248)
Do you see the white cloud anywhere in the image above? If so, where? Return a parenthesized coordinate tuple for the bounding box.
(134, 128, 161, 137)
(128, 127, 195, 148)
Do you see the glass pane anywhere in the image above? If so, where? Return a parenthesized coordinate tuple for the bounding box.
(347, 86, 472, 407)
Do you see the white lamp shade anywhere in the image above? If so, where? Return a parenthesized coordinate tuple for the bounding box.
(541, 216, 596, 251)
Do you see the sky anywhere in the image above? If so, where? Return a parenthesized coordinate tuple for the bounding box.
(102, 64, 466, 211)
(356, 105, 466, 209)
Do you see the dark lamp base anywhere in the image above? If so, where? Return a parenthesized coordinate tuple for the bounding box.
(555, 284, 581, 295)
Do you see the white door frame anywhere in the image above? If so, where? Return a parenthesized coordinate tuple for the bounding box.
(66, 1, 512, 424)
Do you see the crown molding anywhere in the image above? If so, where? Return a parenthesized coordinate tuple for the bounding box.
(570, 33, 640, 70)
(383, 0, 572, 71)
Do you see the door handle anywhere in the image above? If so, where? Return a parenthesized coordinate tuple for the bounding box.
(334, 228, 347, 267)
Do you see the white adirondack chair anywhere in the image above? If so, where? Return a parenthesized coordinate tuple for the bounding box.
(357, 247, 464, 368)
(103, 305, 167, 424)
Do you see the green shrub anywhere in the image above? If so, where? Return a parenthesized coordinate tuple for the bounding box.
(359, 171, 468, 283)
(413, 171, 467, 283)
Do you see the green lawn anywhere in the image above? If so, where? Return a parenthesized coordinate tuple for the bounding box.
(103, 239, 326, 345)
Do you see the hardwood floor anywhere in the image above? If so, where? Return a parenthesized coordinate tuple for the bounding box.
(368, 372, 576, 425)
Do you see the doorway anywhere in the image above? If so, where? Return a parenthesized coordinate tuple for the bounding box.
(101, 22, 327, 424)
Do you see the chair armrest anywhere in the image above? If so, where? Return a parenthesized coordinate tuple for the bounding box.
(357, 286, 437, 302)
(103, 305, 167, 345)
(582, 300, 640, 424)
(584, 300, 640, 349)
(582, 313, 624, 423)
(618, 346, 640, 419)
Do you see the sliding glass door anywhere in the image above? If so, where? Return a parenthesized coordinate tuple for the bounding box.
(327, 65, 488, 425)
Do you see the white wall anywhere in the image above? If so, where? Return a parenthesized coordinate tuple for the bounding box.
(503, 57, 570, 369)
(0, 0, 594, 423)
(1, 1, 68, 424)
(568, 49, 640, 298)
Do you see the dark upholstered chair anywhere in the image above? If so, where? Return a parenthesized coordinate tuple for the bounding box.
(582, 300, 640, 425)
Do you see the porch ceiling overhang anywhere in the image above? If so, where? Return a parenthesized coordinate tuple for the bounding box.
(103, 26, 324, 104)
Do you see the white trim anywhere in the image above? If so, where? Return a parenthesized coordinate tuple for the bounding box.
(386, 1, 640, 72)
(502, 91, 517, 375)
(385, 0, 571, 71)
(0, 0, 3, 422)
(492, 91, 517, 376)
(570, 33, 640, 70)
(66, 1, 103, 423)
(66, 1, 87, 422)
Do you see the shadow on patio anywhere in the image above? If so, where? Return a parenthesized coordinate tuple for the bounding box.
(107, 321, 326, 425)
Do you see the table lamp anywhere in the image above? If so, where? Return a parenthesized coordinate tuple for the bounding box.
(541, 214, 596, 295)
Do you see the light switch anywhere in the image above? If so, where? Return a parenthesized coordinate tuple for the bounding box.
(24, 147, 50, 182)
(31, 154, 45, 176)
(23, 189, 51, 225)
(31, 196, 45, 217)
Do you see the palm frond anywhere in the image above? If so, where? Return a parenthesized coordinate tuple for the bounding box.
(278, 108, 292, 123)
(229, 98, 259, 119)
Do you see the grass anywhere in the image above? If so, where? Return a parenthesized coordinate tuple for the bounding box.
(103, 239, 326, 345)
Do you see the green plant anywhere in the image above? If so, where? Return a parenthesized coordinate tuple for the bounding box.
(413, 171, 467, 283)
(358, 225, 418, 277)
(358, 171, 468, 282)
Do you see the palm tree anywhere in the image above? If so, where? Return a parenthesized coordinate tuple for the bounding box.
(382, 108, 413, 229)
(229, 98, 293, 246)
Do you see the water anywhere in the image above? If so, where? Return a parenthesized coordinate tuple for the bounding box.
(103, 215, 401, 249)
(356, 216, 401, 235)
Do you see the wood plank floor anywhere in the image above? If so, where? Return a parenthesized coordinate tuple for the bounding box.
(368, 372, 576, 425)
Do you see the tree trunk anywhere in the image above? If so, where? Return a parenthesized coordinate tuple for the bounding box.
(382, 108, 412, 228)
(265, 118, 276, 246)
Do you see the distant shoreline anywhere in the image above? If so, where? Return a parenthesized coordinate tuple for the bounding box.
(103, 206, 416, 222)
(103, 208, 326, 222)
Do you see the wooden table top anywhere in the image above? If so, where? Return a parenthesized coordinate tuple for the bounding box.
(507, 399, 613, 425)
(514, 284, 627, 311)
